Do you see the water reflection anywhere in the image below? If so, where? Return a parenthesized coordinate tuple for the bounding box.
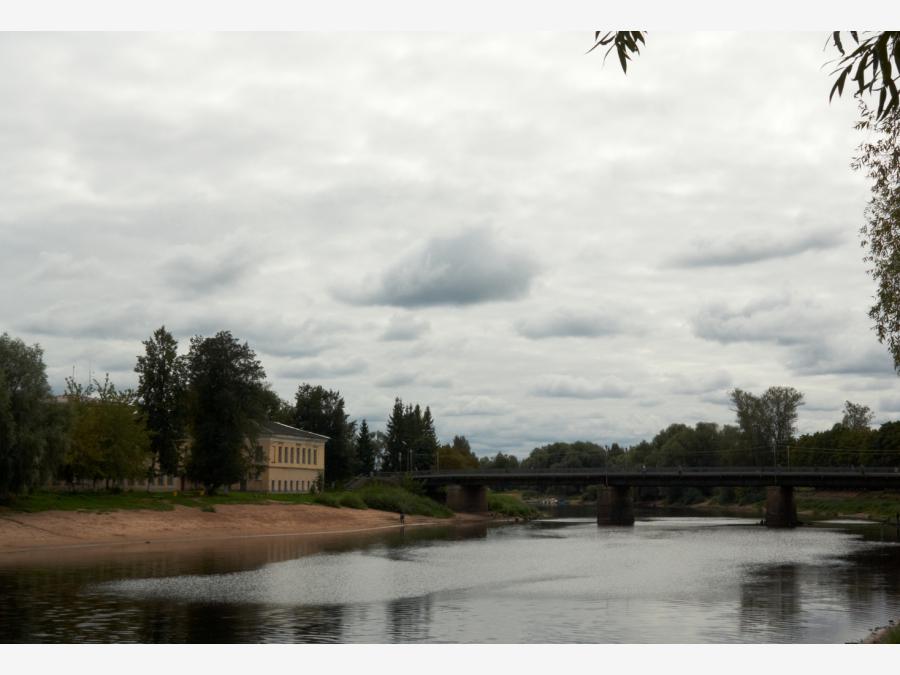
(388, 595, 433, 642)
(739, 564, 802, 642)
(1, 516, 899, 643)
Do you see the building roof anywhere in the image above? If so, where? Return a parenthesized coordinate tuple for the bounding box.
(259, 420, 330, 442)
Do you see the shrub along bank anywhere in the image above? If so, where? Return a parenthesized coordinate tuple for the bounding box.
(3, 485, 542, 521)
(487, 491, 541, 519)
(2, 485, 453, 517)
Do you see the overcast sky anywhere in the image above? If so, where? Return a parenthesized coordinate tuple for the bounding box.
(2, 31, 896, 456)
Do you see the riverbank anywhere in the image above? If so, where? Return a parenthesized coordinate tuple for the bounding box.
(627, 489, 900, 523)
(0, 502, 490, 555)
(864, 621, 900, 643)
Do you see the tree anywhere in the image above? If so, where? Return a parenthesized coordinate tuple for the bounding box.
(829, 32, 900, 121)
(0, 333, 68, 498)
(842, 400, 875, 431)
(415, 405, 440, 470)
(261, 388, 294, 425)
(134, 326, 187, 477)
(591, 31, 900, 119)
(62, 375, 152, 487)
(478, 451, 520, 470)
(356, 419, 377, 475)
(439, 435, 480, 469)
(292, 383, 357, 484)
(384, 397, 406, 472)
(854, 105, 900, 369)
(730, 386, 805, 465)
(185, 331, 268, 493)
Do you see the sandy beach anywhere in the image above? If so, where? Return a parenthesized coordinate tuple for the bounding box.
(0, 504, 488, 555)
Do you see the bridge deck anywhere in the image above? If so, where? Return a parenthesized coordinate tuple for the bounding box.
(378, 467, 900, 489)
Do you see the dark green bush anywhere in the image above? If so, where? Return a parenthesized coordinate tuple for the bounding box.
(488, 492, 540, 519)
(358, 484, 452, 518)
(339, 493, 367, 509)
(313, 492, 343, 508)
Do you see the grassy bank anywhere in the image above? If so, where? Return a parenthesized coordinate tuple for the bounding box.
(878, 624, 900, 643)
(488, 491, 541, 519)
(634, 489, 900, 523)
(791, 490, 900, 522)
(1, 485, 453, 518)
(314, 484, 453, 518)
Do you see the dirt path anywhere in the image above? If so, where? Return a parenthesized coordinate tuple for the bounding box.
(0, 504, 487, 555)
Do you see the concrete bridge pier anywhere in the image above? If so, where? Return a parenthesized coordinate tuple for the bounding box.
(765, 486, 798, 528)
(444, 484, 489, 513)
(597, 486, 635, 526)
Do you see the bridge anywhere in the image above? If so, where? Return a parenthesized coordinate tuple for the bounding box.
(378, 466, 900, 528)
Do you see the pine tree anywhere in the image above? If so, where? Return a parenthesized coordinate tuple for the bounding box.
(135, 326, 187, 477)
(356, 419, 377, 475)
(384, 398, 406, 472)
(418, 406, 439, 469)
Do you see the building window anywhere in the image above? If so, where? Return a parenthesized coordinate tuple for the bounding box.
(167, 476, 174, 487)
(278, 447, 283, 463)
(314, 448, 317, 465)
(291, 447, 296, 464)
(271, 479, 275, 492)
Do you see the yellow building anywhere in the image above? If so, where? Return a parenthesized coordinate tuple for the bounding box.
(245, 420, 328, 493)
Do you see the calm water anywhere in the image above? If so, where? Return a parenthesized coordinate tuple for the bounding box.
(2, 511, 900, 643)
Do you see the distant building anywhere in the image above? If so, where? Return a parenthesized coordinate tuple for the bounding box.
(245, 421, 328, 493)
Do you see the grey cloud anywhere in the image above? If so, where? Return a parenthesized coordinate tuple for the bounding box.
(878, 396, 900, 413)
(638, 399, 663, 407)
(515, 310, 620, 339)
(17, 303, 156, 342)
(278, 357, 367, 380)
(788, 343, 896, 378)
(338, 229, 538, 307)
(160, 243, 257, 297)
(375, 372, 416, 388)
(700, 391, 733, 407)
(380, 314, 430, 341)
(247, 318, 345, 360)
(668, 230, 844, 268)
(531, 376, 631, 399)
(802, 400, 842, 413)
(668, 371, 732, 396)
(375, 372, 452, 389)
(692, 294, 831, 346)
(440, 396, 513, 417)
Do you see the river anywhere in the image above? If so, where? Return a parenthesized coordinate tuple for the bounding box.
(2, 508, 899, 643)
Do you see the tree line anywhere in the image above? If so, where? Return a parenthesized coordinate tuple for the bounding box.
(488, 386, 900, 475)
(0, 328, 463, 498)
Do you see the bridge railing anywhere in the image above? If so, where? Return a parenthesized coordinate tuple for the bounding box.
(375, 466, 900, 478)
